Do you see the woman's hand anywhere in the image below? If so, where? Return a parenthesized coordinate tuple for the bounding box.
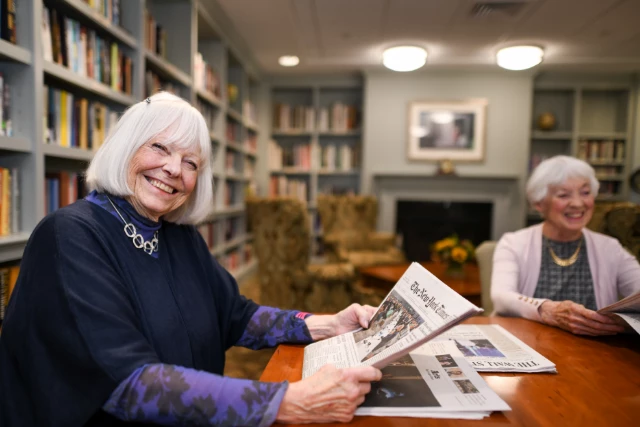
(276, 365, 382, 424)
(305, 304, 378, 341)
(538, 300, 626, 336)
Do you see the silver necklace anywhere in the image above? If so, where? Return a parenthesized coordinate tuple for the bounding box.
(106, 196, 159, 255)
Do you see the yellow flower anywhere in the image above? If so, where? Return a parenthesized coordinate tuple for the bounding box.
(451, 247, 468, 263)
(435, 238, 456, 252)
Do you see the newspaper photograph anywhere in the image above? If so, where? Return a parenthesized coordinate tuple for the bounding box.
(355, 352, 510, 418)
(417, 325, 556, 373)
(302, 263, 483, 378)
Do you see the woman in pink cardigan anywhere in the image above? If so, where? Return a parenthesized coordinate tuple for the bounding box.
(491, 155, 640, 336)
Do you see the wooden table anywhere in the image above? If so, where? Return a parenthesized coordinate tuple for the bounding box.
(260, 317, 640, 426)
(359, 261, 482, 307)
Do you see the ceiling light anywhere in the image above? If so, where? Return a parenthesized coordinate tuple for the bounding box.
(278, 55, 299, 67)
(382, 46, 427, 72)
(496, 46, 543, 70)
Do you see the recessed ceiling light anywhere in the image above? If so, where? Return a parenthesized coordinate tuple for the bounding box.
(278, 55, 300, 67)
(382, 46, 427, 72)
(496, 46, 543, 70)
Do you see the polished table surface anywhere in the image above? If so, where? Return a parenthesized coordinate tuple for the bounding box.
(260, 317, 640, 426)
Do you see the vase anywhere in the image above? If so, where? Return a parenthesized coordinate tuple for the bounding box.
(445, 262, 465, 279)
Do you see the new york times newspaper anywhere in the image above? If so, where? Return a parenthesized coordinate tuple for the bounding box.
(420, 325, 556, 373)
(355, 352, 510, 418)
(598, 291, 640, 335)
(302, 262, 483, 378)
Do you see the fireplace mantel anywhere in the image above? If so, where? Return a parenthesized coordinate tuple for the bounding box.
(372, 173, 523, 241)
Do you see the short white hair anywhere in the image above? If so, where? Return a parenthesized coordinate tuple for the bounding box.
(86, 91, 213, 224)
(526, 155, 599, 205)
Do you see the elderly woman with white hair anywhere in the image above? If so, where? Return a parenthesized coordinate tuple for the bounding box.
(491, 155, 640, 336)
(0, 92, 381, 426)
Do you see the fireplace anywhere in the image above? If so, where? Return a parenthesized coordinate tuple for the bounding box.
(395, 200, 493, 262)
(371, 173, 523, 262)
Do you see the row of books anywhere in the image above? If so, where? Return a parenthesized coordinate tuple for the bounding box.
(194, 52, 221, 99)
(144, 8, 168, 58)
(145, 69, 182, 98)
(268, 141, 312, 171)
(79, 0, 122, 27)
(593, 166, 622, 178)
(226, 120, 241, 144)
(268, 176, 308, 202)
(243, 100, 258, 126)
(1, 0, 16, 44)
(273, 103, 360, 133)
(223, 181, 239, 207)
(44, 171, 88, 216)
(225, 151, 241, 175)
(0, 266, 20, 326)
(42, 7, 133, 95)
(43, 85, 118, 150)
(0, 167, 18, 236)
(577, 139, 625, 163)
(268, 141, 360, 171)
(195, 99, 217, 132)
(0, 73, 12, 137)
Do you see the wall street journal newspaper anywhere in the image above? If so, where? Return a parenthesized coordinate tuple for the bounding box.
(419, 324, 556, 373)
(302, 262, 483, 378)
(356, 352, 510, 418)
(598, 291, 640, 335)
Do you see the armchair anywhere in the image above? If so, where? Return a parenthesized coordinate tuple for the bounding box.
(247, 197, 355, 313)
(317, 194, 406, 268)
(587, 201, 640, 260)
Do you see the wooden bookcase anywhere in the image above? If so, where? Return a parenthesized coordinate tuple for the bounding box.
(269, 80, 363, 257)
(0, 0, 261, 281)
(527, 76, 635, 225)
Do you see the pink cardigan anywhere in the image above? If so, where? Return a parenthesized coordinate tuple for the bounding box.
(491, 223, 640, 321)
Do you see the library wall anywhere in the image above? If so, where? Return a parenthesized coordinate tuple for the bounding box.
(361, 70, 532, 232)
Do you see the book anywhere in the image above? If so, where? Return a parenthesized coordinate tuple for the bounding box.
(302, 263, 483, 377)
(598, 291, 640, 335)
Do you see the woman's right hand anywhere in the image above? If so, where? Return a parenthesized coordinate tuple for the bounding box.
(538, 300, 626, 336)
(276, 364, 382, 424)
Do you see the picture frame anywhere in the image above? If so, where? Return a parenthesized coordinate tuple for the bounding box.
(407, 99, 488, 162)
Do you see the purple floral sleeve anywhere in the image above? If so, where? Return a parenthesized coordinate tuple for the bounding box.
(235, 306, 313, 350)
(103, 364, 287, 426)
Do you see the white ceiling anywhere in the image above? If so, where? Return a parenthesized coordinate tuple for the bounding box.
(214, 0, 640, 75)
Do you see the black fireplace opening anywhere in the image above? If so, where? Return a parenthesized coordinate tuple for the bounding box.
(395, 200, 493, 262)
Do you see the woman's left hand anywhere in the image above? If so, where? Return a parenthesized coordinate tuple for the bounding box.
(305, 303, 378, 341)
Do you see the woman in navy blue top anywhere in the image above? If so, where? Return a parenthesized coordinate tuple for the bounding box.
(0, 92, 381, 426)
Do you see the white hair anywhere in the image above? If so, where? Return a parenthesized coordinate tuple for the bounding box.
(526, 155, 599, 205)
(86, 91, 213, 224)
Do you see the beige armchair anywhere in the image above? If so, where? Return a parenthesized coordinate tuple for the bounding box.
(247, 197, 356, 313)
(316, 194, 406, 268)
(475, 241, 497, 315)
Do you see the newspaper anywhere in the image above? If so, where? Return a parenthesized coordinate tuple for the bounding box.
(598, 291, 640, 335)
(302, 262, 483, 377)
(356, 352, 510, 418)
(419, 325, 556, 373)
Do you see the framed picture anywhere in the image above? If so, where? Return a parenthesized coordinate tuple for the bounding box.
(407, 99, 488, 162)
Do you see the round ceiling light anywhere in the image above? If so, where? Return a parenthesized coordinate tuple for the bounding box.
(382, 46, 427, 72)
(496, 46, 543, 70)
(278, 55, 300, 67)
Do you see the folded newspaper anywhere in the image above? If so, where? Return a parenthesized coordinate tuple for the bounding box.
(356, 352, 510, 418)
(597, 291, 640, 335)
(420, 325, 556, 373)
(302, 262, 483, 376)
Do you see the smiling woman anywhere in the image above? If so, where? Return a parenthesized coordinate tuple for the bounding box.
(0, 92, 383, 426)
(490, 155, 640, 337)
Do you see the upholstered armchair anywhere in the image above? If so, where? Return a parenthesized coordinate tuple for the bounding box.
(316, 194, 406, 268)
(247, 197, 356, 313)
(587, 201, 640, 260)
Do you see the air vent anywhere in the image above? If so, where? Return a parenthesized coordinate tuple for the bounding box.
(470, 1, 530, 18)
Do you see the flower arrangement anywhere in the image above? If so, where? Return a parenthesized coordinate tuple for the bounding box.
(432, 235, 475, 277)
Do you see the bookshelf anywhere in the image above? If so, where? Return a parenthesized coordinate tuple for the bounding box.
(0, 0, 261, 281)
(527, 78, 635, 226)
(269, 82, 363, 256)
